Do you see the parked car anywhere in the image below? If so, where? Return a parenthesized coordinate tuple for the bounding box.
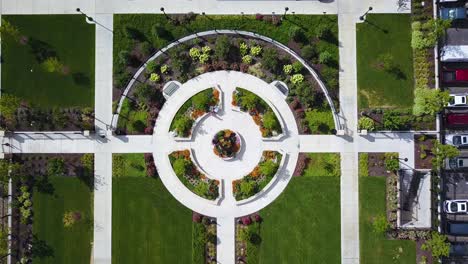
(442, 69, 468, 82)
(448, 94, 468, 106)
(440, 0, 462, 2)
(445, 200, 468, 213)
(447, 221, 468, 236)
(447, 157, 468, 169)
(440, 7, 467, 20)
(447, 134, 468, 147)
(446, 113, 468, 127)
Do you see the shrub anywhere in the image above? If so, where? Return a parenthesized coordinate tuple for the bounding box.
(134, 83, 153, 103)
(372, 215, 390, 235)
(239, 42, 248, 56)
(201, 46, 211, 54)
(189, 47, 201, 59)
(149, 73, 160, 82)
(292, 61, 303, 73)
(47, 157, 65, 176)
(114, 71, 132, 89)
(413, 88, 450, 116)
(421, 232, 450, 258)
(384, 153, 399, 172)
(290, 74, 304, 85)
(315, 23, 332, 40)
(241, 216, 252, 225)
(199, 53, 209, 64)
(283, 64, 293, 74)
(288, 26, 303, 41)
(215, 35, 230, 60)
(250, 45, 262, 56)
(192, 91, 213, 111)
(146, 60, 158, 73)
(239, 181, 256, 198)
(140, 41, 153, 57)
(118, 50, 130, 65)
(261, 48, 278, 71)
(319, 51, 333, 64)
(358, 117, 375, 131)
(301, 45, 317, 61)
(242, 55, 253, 64)
(160, 64, 169, 74)
(294, 81, 314, 108)
(432, 141, 460, 169)
(359, 153, 369, 177)
(172, 158, 191, 176)
(174, 116, 194, 136)
(0, 94, 20, 120)
(259, 159, 279, 178)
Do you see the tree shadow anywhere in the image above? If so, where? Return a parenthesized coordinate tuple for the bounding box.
(34, 175, 55, 195)
(389, 67, 407, 80)
(72, 73, 91, 86)
(28, 38, 57, 63)
(74, 167, 94, 191)
(31, 234, 54, 259)
(364, 19, 389, 34)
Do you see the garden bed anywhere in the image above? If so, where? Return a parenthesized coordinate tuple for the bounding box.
(414, 134, 435, 170)
(169, 150, 219, 200)
(170, 88, 219, 138)
(113, 14, 339, 135)
(232, 88, 282, 137)
(192, 213, 217, 264)
(360, 108, 436, 131)
(233, 151, 282, 201)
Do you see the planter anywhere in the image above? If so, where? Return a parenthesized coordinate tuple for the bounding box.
(212, 130, 241, 160)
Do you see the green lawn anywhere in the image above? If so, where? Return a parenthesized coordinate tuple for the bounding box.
(116, 98, 148, 133)
(112, 154, 193, 264)
(2, 15, 95, 108)
(360, 177, 416, 264)
(33, 176, 93, 264)
(303, 153, 340, 177)
(257, 154, 341, 263)
(357, 14, 414, 109)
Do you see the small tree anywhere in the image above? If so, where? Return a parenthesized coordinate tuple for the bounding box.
(146, 60, 158, 73)
(319, 51, 333, 65)
(261, 48, 278, 71)
(384, 153, 400, 172)
(288, 26, 303, 41)
(134, 83, 153, 103)
(215, 35, 231, 61)
(238, 91, 261, 111)
(432, 141, 460, 169)
(421, 232, 450, 258)
(292, 61, 303, 73)
(259, 160, 279, 178)
(173, 116, 193, 136)
(295, 81, 315, 108)
(358, 117, 375, 131)
(192, 91, 212, 111)
(0, 94, 20, 120)
(301, 45, 317, 61)
(372, 215, 390, 235)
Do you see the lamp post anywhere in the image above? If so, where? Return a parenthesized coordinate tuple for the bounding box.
(393, 157, 408, 162)
(359, 6, 373, 21)
(76, 8, 94, 22)
(283, 7, 289, 19)
(160, 7, 170, 20)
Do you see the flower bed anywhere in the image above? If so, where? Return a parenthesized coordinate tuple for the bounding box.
(232, 88, 282, 137)
(169, 150, 219, 200)
(212, 130, 241, 159)
(233, 151, 282, 201)
(170, 88, 220, 138)
(113, 14, 339, 135)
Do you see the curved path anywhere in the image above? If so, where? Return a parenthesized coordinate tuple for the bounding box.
(152, 71, 299, 217)
(112, 30, 341, 131)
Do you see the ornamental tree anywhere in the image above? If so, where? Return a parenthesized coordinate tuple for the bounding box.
(215, 35, 231, 60)
(0, 94, 20, 120)
(421, 232, 450, 258)
(358, 117, 375, 131)
(413, 88, 450, 116)
(432, 141, 460, 169)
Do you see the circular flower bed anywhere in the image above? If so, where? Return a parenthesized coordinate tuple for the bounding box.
(212, 130, 241, 159)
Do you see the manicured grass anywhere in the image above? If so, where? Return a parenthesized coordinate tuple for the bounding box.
(2, 15, 95, 108)
(258, 176, 341, 263)
(33, 176, 93, 264)
(304, 109, 335, 134)
(112, 154, 193, 264)
(357, 14, 414, 109)
(303, 153, 340, 177)
(116, 98, 148, 134)
(360, 177, 416, 264)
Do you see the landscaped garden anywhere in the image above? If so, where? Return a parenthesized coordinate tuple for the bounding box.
(233, 151, 282, 200)
(169, 88, 220, 137)
(232, 88, 282, 137)
(113, 14, 339, 135)
(0, 15, 95, 131)
(169, 150, 219, 200)
(6, 154, 94, 263)
(112, 153, 216, 263)
(235, 153, 341, 263)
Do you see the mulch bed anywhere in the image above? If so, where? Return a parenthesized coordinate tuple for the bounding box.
(12, 154, 86, 177)
(414, 134, 435, 170)
(368, 153, 392, 177)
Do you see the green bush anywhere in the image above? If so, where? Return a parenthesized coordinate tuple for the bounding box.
(290, 74, 304, 85)
(192, 90, 213, 111)
(359, 153, 369, 177)
(301, 45, 317, 61)
(149, 73, 160, 82)
(173, 116, 194, 136)
(146, 60, 158, 73)
(358, 117, 375, 131)
(283, 64, 293, 75)
(192, 223, 207, 264)
(47, 157, 65, 176)
(172, 158, 191, 176)
(294, 81, 315, 108)
(215, 35, 231, 60)
(319, 51, 333, 64)
(262, 111, 280, 131)
(242, 55, 253, 64)
(421, 232, 450, 258)
(259, 159, 279, 178)
(384, 153, 399, 172)
(250, 45, 262, 56)
(292, 61, 303, 73)
(261, 48, 278, 71)
(0, 94, 20, 120)
(413, 88, 449, 116)
(432, 141, 460, 169)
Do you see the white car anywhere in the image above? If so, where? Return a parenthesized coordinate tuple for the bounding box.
(445, 200, 468, 214)
(446, 134, 468, 148)
(448, 94, 468, 107)
(447, 157, 468, 170)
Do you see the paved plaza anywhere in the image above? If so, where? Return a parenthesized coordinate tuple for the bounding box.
(0, 0, 414, 263)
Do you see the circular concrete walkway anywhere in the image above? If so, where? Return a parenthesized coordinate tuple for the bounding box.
(152, 71, 299, 218)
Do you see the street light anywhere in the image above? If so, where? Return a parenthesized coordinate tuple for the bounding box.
(76, 8, 94, 22)
(359, 6, 373, 21)
(160, 7, 170, 20)
(283, 7, 289, 18)
(393, 156, 408, 162)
